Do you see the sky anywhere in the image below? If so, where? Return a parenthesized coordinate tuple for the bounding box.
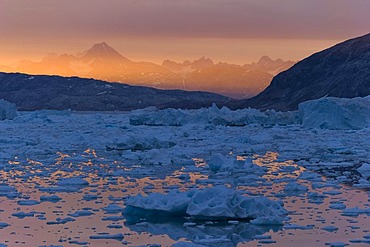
(0, 0, 369, 65)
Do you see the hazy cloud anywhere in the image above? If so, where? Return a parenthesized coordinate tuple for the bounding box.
(1, 0, 369, 40)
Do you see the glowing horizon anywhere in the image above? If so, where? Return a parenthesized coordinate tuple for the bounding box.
(0, 38, 345, 66)
(0, 0, 369, 66)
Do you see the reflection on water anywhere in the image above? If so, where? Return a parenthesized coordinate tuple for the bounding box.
(0, 150, 368, 246)
(125, 220, 281, 246)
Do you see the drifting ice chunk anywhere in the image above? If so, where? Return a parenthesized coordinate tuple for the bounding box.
(130, 104, 299, 126)
(124, 186, 287, 223)
(207, 154, 264, 174)
(12, 212, 35, 218)
(284, 182, 308, 194)
(57, 177, 89, 186)
(103, 204, 125, 214)
(68, 210, 94, 217)
(187, 186, 286, 222)
(83, 194, 98, 201)
(172, 242, 207, 247)
(207, 154, 226, 172)
(125, 189, 193, 218)
(341, 207, 370, 216)
(299, 96, 370, 129)
(106, 136, 176, 151)
(322, 226, 338, 232)
(39, 186, 81, 193)
(325, 242, 348, 247)
(46, 217, 75, 225)
(357, 163, 370, 178)
(250, 217, 286, 225)
(0, 222, 10, 229)
(284, 224, 314, 230)
(0, 99, 17, 120)
(138, 149, 173, 165)
(89, 233, 124, 240)
(40, 195, 62, 202)
(0, 184, 18, 197)
(17, 200, 40, 206)
(329, 202, 346, 210)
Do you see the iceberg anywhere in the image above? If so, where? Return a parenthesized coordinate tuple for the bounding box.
(106, 135, 176, 151)
(124, 186, 287, 224)
(56, 177, 89, 186)
(0, 99, 17, 120)
(357, 163, 370, 178)
(299, 96, 370, 129)
(130, 104, 299, 127)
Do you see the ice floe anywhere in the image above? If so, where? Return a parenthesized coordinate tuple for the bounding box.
(124, 185, 287, 223)
(0, 99, 17, 120)
(299, 96, 370, 129)
(89, 233, 124, 240)
(0, 95, 369, 246)
(357, 163, 370, 178)
(130, 103, 299, 127)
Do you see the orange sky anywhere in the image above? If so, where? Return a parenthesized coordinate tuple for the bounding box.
(1, 0, 369, 65)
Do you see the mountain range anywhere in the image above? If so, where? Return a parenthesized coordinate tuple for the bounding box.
(239, 32, 370, 111)
(2, 33, 367, 112)
(1, 42, 294, 99)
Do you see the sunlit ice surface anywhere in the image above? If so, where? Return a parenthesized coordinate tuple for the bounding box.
(0, 111, 369, 246)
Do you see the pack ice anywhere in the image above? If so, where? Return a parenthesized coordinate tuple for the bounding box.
(0, 99, 17, 120)
(0, 95, 369, 246)
(130, 96, 370, 130)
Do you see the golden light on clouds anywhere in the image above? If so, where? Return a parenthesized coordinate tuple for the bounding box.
(0, 0, 369, 65)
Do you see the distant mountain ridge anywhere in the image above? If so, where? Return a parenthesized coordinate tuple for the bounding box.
(248, 56, 295, 75)
(237, 33, 370, 111)
(1, 43, 294, 99)
(0, 72, 230, 111)
(81, 42, 129, 62)
(161, 56, 294, 99)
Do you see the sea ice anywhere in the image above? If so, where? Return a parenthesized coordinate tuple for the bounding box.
(0, 95, 370, 246)
(284, 224, 314, 230)
(124, 186, 287, 223)
(322, 226, 339, 232)
(46, 217, 76, 225)
(299, 96, 370, 129)
(57, 177, 89, 186)
(106, 135, 176, 151)
(17, 199, 40, 206)
(357, 163, 370, 178)
(172, 242, 207, 247)
(324, 242, 348, 247)
(283, 182, 308, 194)
(0, 99, 17, 120)
(40, 195, 62, 202)
(103, 204, 125, 214)
(130, 103, 299, 127)
(68, 210, 94, 217)
(89, 233, 124, 240)
(207, 153, 226, 172)
(12, 211, 35, 218)
(0, 222, 10, 229)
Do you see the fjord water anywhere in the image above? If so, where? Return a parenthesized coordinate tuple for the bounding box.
(0, 109, 369, 246)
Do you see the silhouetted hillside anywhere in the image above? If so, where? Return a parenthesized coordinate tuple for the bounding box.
(237, 33, 370, 111)
(0, 72, 230, 111)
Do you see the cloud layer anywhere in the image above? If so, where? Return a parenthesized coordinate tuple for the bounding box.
(1, 0, 369, 40)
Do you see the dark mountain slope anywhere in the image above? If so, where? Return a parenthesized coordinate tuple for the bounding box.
(238, 33, 370, 111)
(0, 72, 230, 111)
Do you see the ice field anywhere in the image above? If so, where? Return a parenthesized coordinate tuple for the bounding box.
(0, 97, 369, 246)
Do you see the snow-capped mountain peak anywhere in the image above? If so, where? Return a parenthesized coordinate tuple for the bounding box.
(81, 42, 131, 62)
